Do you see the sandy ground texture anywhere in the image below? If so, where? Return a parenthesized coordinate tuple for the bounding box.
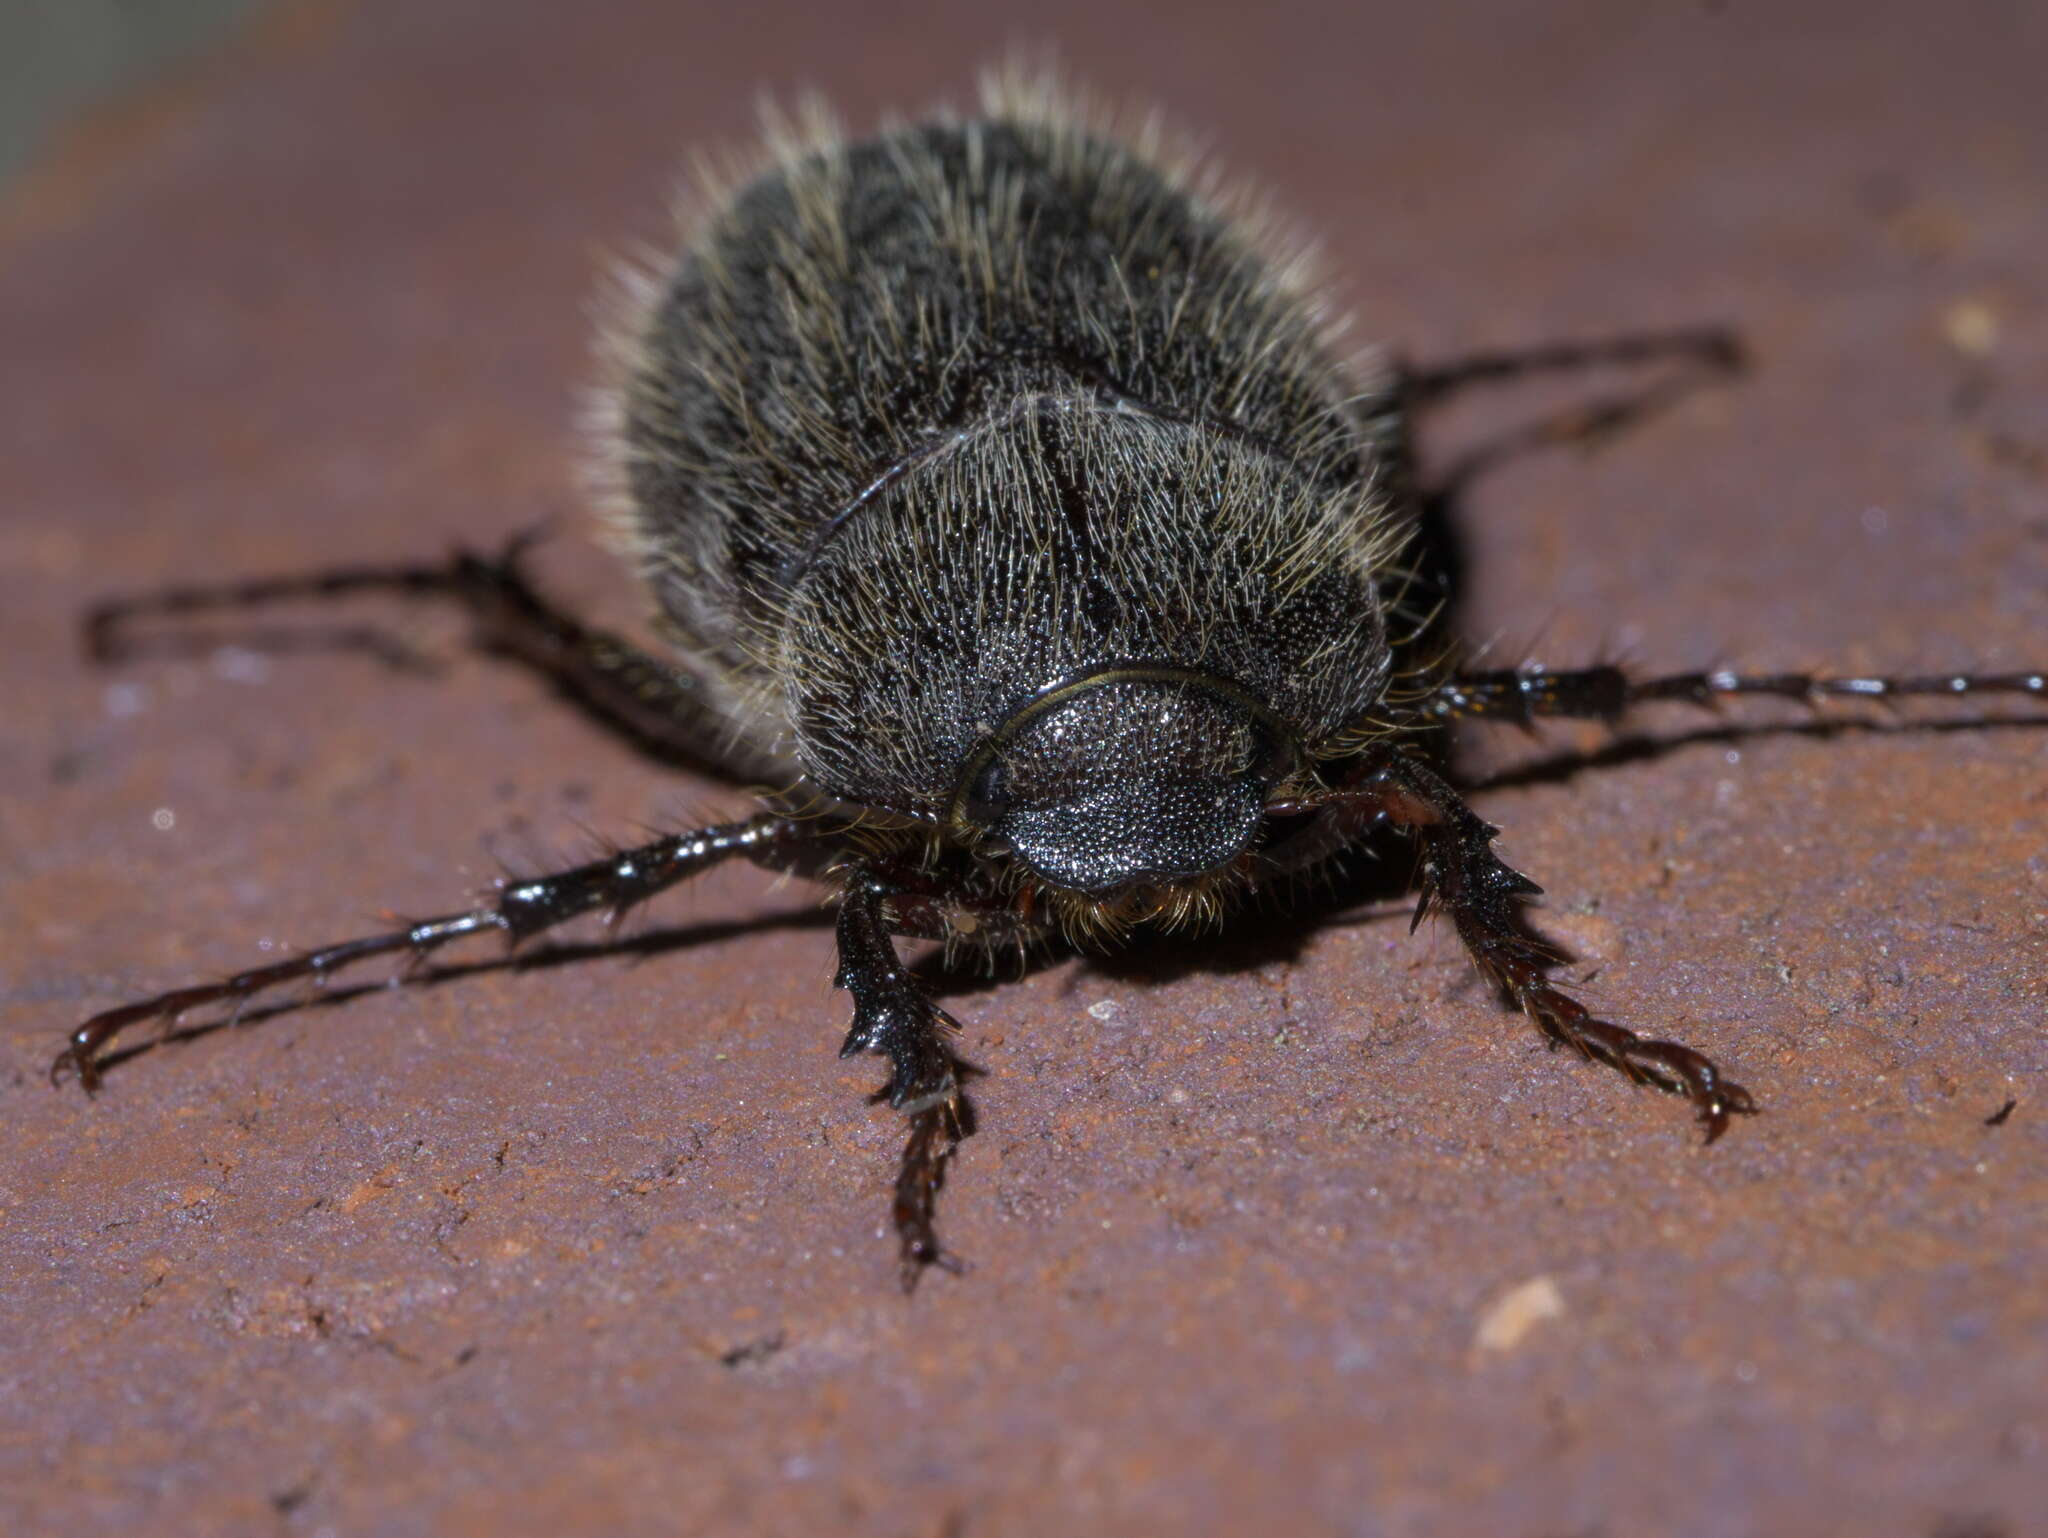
(2, 2, 2044, 1535)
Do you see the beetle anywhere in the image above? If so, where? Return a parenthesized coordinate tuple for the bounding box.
(54, 70, 2048, 1288)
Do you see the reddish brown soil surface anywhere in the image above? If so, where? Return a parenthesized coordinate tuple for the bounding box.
(2, 3, 2043, 1534)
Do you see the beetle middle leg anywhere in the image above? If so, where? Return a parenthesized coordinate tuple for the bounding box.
(1287, 751, 1754, 1139)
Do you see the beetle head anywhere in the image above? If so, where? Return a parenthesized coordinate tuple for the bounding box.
(955, 671, 1293, 897)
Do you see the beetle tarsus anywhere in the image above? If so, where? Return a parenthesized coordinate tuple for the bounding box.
(1325, 750, 1756, 1137)
(895, 1102, 968, 1293)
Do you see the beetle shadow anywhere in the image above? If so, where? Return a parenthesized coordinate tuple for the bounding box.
(1472, 712, 2048, 793)
(908, 833, 1430, 1003)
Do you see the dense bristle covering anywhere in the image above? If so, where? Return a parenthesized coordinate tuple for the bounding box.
(594, 69, 1408, 815)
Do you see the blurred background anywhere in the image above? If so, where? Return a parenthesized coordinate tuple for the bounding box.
(1, 0, 268, 188)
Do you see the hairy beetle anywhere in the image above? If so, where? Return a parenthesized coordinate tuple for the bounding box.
(56, 70, 2048, 1287)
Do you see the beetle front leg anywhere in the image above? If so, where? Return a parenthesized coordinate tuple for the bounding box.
(833, 867, 968, 1290)
(1312, 752, 1755, 1140)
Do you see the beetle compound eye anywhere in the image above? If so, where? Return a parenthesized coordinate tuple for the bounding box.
(963, 756, 1015, 827)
